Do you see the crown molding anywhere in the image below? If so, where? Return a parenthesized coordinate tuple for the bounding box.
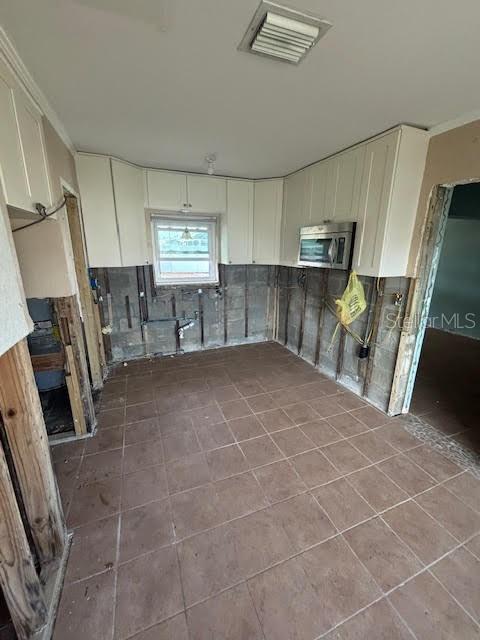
(428, 110, 480, 137)
(0, 26, 75, 154)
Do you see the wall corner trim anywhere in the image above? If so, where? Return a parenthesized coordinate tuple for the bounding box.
(0, 26, 75, 155)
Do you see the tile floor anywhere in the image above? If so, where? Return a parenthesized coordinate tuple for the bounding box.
(51, 341, 480, 640)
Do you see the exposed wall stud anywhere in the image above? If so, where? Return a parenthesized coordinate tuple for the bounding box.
(0, 440, 47, 640)
(314, 269, 329, 366)
(65, 196, 105, 387)
(362, 278, 386, 397)
(0, 339, 66, 565)
(54, 296, 95, 432)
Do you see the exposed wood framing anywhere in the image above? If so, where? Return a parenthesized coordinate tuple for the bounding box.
(64, 345, 87, 436)
(0, 339, 65, 565)
(297, 269, 308, 355)
(220, 264, 228, 345)
(31, 351, 64, 372)
(388, 186, 452, 414)
(335, 272, 351, 381)
(65, 195, 106, 388)
(284, 267, 292, 346)
(0, 439, 47, 640)
(54, 296, 95, 433)
(314, 270, 329, 366)
(362, 278, 386, 397)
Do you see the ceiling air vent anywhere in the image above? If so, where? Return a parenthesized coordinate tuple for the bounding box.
(238, 1, 331, 65)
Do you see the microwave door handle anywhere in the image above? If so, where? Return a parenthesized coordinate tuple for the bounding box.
(328, 238, 337, 264)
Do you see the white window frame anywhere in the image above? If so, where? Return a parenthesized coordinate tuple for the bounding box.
(151, 213, 219, 286)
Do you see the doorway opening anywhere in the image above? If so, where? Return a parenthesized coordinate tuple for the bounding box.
(401, 182, 480, 456)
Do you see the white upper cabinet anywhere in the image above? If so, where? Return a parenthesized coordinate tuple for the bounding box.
(222, 180, 253, 264)
(111, 159, 148, 266)
(353, 126, 428, 277)
(187, 175, 226, 213)
(307, 160, 329, 224)
(76, 154, 122, 267)
(146, 170, 226, 213)
(0, 59, 51, 212)
(253, 179, 283, 264)
(146, 170, 187, 211)
(325, 146, 365, 222)
(280, 168, 311, 266)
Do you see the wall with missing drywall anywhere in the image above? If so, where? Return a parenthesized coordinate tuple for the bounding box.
(276, 267, 411, 412)
(93, 265, 277, 362)
(95, 262, 410, 413)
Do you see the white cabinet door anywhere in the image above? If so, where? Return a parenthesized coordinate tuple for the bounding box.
(307, 160, 329, 224)
(352, 132, 397, 276)
(76, 154, 122, 267)
(15, 91, 52, 208)
(224, 180, 253, 264)
(0, 67, 29, 210)
(146, 170, 187, 211)
(280, 169, 310, 265)
(325, 146, 364, 222)
(187, 175, 226, 213)
(253, 179, 283, 264)
(0, 59, 51, 212)
(111, 160, 148, 266)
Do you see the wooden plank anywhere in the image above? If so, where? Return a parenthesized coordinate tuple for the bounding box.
(0, 439, 47, 640)
(297, 269, 308, 355)
(0, 339, 65, 565)
(54, 296, 95, 432)
(65, 195, 106, 388)
(31, 351, 64, 372)
(314, 270, 329, 367)
(362, 278, 386, 397)
(64, 345, 87, 436)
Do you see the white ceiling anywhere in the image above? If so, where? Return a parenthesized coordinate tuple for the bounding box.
(1, 0, 480, 178)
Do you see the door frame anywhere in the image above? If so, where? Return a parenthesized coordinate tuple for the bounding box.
(388, 178, 480, 415)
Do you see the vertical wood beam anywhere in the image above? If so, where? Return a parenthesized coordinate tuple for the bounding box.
(54, 296, 95, 433)
(0, 339, 65, 564)
(65, 195, 106, 388)
(0, 440, 47, 640)
(314, 270, 329, 367)
(362, 278, 386, 397)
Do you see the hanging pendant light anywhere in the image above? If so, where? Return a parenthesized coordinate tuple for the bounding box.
(181, 226, 192, 242)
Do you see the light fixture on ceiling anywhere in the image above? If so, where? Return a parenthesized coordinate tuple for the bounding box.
(205, 153, 217, 175)
(181, 226, 192, 242)
(238, 1, 331, 65)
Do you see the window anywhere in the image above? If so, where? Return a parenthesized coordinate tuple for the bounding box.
(151, 216, 218, 285)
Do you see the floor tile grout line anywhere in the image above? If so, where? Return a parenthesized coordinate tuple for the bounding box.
(427, 568, 480, 630)
(57, 344, 480, 639)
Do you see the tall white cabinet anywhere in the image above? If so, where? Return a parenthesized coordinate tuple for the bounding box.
(223, 180, 254, 264)
(76, 155, 121, 267)
(111, 159, 148, 266)
(253, 179, 283, 264)
(352, 127, 429, 277)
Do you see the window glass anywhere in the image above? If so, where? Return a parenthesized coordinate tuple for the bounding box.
(152, 217, 218, 285)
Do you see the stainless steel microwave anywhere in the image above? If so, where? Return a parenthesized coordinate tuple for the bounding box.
(298, 222, 356, 270)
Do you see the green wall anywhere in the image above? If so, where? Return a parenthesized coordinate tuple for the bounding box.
(429, 218, 480, 339)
